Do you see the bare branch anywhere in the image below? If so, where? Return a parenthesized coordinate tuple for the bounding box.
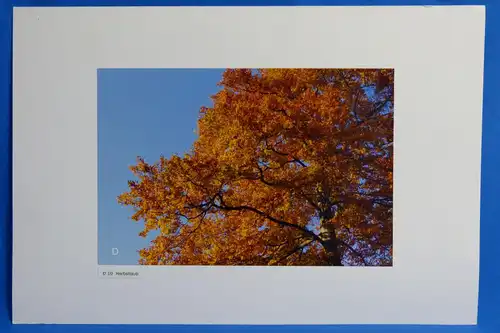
(273, 239, 314, 264)
(339, 239, 369, 266)
(212, 194, 322, 243)
(169, 211, 208, 249)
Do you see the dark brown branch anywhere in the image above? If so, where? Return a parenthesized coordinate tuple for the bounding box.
(351, 87, 362, 124)
(263, 139, 307, 168)
(337, 71, 352, 90)
(267, 235, 305, 247)
(367, 95, 393, 119)
(251, 164, 294, 189)
(169, 211, 207, 249)
(274, 239, 314, 264)
(184, 201, 212, 210)
(239, 163, 319, 212)
(339, 239, 369, 266)
(299, 192, 321, 211)
(212, 195, 322, 243)
(177, 208, 211, 221)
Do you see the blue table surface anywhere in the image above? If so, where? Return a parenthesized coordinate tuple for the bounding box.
(1, 1, 498, 332)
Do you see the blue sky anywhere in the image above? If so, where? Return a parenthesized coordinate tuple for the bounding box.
(98, 69, 225, 265)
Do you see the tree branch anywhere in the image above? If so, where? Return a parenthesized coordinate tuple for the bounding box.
(351, 87, 362, 124)
(273, 239, 314, 264)
(263, 139, 307, 168)
(367, 95, 393, 118)
(212, 194, 322, 243)
(169, 211, 208, 249)
(339, 239, 369, 266)
(248, 163, 295, 189)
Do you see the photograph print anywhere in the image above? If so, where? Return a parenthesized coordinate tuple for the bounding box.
(98, 68, 394, 267)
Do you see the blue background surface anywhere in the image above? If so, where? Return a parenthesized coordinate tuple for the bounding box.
(1, 1, 498, 332)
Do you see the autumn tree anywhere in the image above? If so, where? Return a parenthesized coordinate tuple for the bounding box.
(118, 69, 394, 266)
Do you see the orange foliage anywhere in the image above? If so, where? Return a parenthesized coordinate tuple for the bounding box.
(118, 69, 394, 266)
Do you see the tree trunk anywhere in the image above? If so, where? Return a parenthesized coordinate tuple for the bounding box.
(319, 219, 343, 266)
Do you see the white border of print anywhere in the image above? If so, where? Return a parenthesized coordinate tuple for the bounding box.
(13, 6, 485, 325)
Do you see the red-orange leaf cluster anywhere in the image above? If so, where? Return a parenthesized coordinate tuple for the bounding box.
(118, 68, 394, 266)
